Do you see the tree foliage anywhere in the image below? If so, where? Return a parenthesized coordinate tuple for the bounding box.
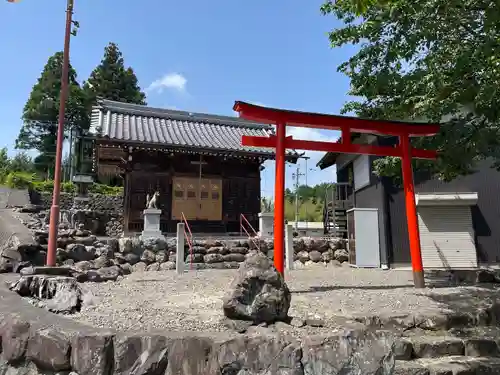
(0, 147, 36, 185)
(16, 52, 88, 175)
(83, 42, 146, 108)
(322, 0, 500, 181)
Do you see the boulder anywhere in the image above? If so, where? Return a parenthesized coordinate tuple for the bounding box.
(334, 248, 349, 263)
(204, 253, 224, 264)
(96, 266, 122, 281)
(146, 262, 161, 271)
(124, 253, 140, 265)
(9, 275, 85, 314)
(73, 235, 98, 246)
(119, 263, 132, 275)
(0, 254, 18, 273)
(297, 251, 310, 263)
(73, 260, 94, 272)
(118, 237, 142, 254)
(155, 250, 168, 263)
(229, 246, 249, 255)
(160, 261, 175, 271)
(94, 245, 114, 259)
(223, 253, 246, 262)
(191, 246, 207, 255)
(93, 255, 111, 269)
(140, 249, 156, 264)
(301, 330, 395, 375)
(66, 243, 95, 262)
(321, 249, 334, 262)
(26, 329, 71, 371)
(222, 251, 291, 324)
(132, 262, 147, 272)
(309, 250, 322, 263)
(186, 253, 204, 263)
(142, 237, 167, 252)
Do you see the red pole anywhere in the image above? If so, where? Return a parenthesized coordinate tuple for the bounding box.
(46, 0, 74, 266)
(400, 134, 425, 288)
(274, 122, 286, 276)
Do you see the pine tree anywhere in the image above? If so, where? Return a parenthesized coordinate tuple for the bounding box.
(16, 52, 88, 175)
(83, 42, 146, 107)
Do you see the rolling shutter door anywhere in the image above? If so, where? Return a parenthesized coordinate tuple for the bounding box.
(418, 206, 477, 269)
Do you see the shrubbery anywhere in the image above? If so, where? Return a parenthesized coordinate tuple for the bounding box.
(2, 171, 123, 196)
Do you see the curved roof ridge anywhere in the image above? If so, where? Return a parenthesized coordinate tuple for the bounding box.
(95, 98, 274, 130)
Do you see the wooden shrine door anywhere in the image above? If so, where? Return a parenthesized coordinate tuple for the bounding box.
(199, 179, 222, 220)
(172, 177, 222, 220)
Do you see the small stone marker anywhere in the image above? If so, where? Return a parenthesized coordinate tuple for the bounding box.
(176, 223, 185, 274)
(285, 224, 294, 270)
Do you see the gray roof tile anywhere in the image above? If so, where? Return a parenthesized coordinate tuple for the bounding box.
(90, 99, 295, 157)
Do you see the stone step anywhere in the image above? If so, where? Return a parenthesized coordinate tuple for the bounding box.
(394, 356, 500, 375)
(395, 335, 500, 361)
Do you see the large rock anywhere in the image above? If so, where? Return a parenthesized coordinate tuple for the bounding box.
(9, 275, 85, 314)
(301, 330, 395, 375)
(118, 237, 142, 254)
(114, 333, 170, 375)
(0, 248, 21, 273)
(0, 318, 30, 363)
(222, 251, 291, 324)
(71, 333, 114, 375)
(65, 243, 95, 262)
(207, 333, 302, 375)
(26, 329, 71, 371)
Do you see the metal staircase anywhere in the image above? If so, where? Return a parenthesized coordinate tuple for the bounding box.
(323, 182, 354, 238)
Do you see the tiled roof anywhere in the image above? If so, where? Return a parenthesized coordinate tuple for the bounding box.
(89, 99, 294, 157)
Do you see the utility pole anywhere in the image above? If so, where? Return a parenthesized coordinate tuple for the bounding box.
(292, 165, 305, 232)
(7, 0, 80, 266)
(303, 156, 310, 229)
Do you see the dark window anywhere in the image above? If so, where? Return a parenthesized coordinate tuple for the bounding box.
(174, 190, 184, 198)
(187, 191, 196, 199)
(201, 191, 209, 199)
(211, 192, 220, 200)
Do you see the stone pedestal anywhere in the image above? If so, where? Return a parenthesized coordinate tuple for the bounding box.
(258, 212, 274, 238)
(141, 209, 162, 239)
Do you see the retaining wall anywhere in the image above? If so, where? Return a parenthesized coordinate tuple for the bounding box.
(30, 191, 124, 237)
(0, 278, 394, 375)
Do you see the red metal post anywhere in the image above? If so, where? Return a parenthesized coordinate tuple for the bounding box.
(400, 134, 425, 288)
(274, 122, 286, 276)
(46, 0, 74, 266)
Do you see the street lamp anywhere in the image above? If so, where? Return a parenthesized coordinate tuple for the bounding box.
(9, 0, 76, 266)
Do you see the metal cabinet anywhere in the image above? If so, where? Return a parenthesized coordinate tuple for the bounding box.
(346, 208, 380, 268)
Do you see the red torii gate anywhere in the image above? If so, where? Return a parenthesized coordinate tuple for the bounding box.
(233, 101, 440, 289)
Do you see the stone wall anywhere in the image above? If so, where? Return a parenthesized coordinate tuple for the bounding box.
(31, 191, 123, 213)
(59, 236, 348, 276)
(0, 279, 395, 375)
(29, 191, 124, 237)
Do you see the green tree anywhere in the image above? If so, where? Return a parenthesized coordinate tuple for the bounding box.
(16, 52, 88, 175)
(9, 152, 34, 173)
(321, 0, 500, 181)
(83, 42, 146, 108)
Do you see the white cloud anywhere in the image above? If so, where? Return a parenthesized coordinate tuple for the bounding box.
(147, 73, 187, 94)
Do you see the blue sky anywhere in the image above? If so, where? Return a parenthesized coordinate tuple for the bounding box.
(0, 0, 358, 198)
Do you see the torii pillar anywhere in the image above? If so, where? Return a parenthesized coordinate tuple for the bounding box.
(233, 101, 439, 289)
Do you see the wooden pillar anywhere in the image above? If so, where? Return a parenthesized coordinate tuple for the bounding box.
(123, 171, 131, 235)
(400, 134, 425, 288)
(274, 122, 286, 276)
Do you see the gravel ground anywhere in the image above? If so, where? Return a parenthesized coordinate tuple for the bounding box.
(69, 265, 496, 334)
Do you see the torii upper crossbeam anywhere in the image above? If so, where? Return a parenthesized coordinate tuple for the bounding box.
(233, 101, 440, 289)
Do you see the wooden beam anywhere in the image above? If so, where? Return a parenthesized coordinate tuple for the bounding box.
(233, 101, 440, 137)
(241, 135, 438, 160)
